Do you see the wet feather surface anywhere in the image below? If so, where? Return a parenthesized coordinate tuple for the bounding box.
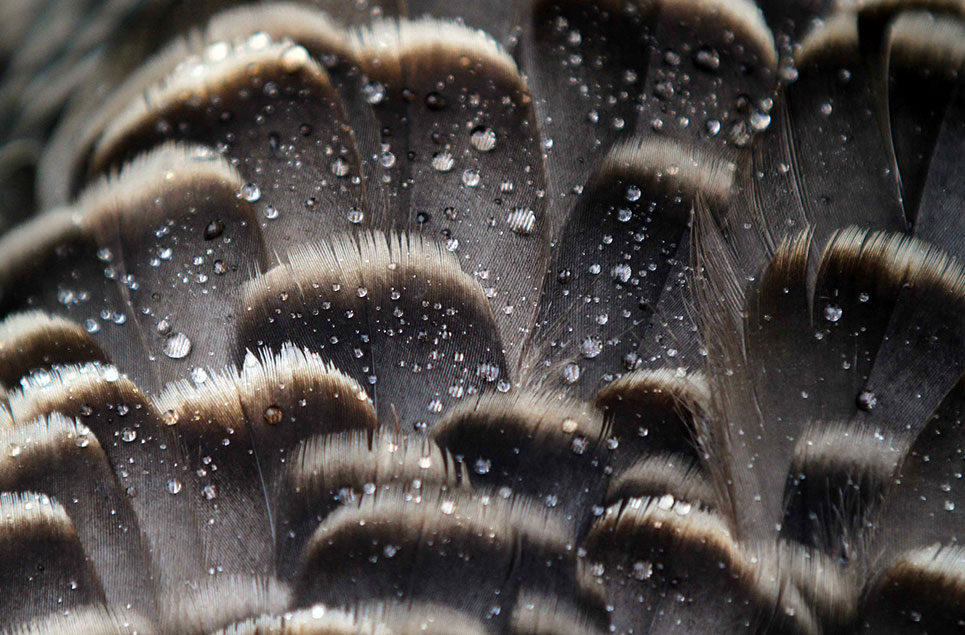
(0, 1, 964, 632)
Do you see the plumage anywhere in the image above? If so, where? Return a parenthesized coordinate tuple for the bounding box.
(0, 1, 964, 633)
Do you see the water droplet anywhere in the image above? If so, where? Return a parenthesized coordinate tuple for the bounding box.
(264, 405, 283, 425)
(820, 102, 833, 117)
(823, 304, 843, 322)
(632, 560, 654, 580)
(265, 205, 279, 220)
(611, 263, 632, 284)
(625, 185, 641, 202)
(241, 183, 261, 202)
(571, 436, 588, 454)
(750, 111, 771, 132)
(562, 362, 581, 384)
(506, 208, 536, 235)
(202, 484, 219, 500)
(7, 443, 22, 457)
(330, 157, 350, 177)
(474, 458, 491, 474)
(163, 410, 179, 426)
(424, 91, 447, 110)
(204, 220, 224, 240)
(163, 332, 192, 359)
(856, 390, 877, 411)
(694, 47, 720, 71)
(121, 427, 137, 443)
(477, 362, 500, 382)
(362, 80, 385, 105)
(470, 126, 497, 152)
(280, 44, 310, 72)
(84, 319, 100, 334)
(462, 169, 481, 187)
(166, 479, 183, 495)
(346, 207, 364, 224)
(431, 151, 455, 172)
(581, 336, 603, 359)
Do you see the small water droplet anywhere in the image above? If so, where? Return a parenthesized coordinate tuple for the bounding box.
(823, 304, 843, 322)
(750, 111, 771, 132)
(424, 91, 447, 110)
(432, 152, 455, 172)
(203, 220, 224, 240)
(856, 390, 877, 411)
(362, 81, 385, 105)
(470, 126, 497, 152)
(694, 47, 720, 71)
(280, 44, 309, 72)
(506, 208, 536, 235)
(346, 207, 364, 224)
(121, 427, 137, 443)
(264, 405, 283, 425)
(562, 362, 581, 384)
(163, 332, 192, 359)
(462, 169, 481, 187)
(166, 479, 183, 495)
(581, 336, 603, 358)
(241, 183, 261, 202)
(611, 263, 632, 283)
(632, 560, 653, 580)
(202, 484, 219, 500)
(330, 157, 350, 177)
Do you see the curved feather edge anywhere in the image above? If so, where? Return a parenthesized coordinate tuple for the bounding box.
(0, 311, 108, 388)
(584, 497, 821, 634)
(2, 606, 154, 635)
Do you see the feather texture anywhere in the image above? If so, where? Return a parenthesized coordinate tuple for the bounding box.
(0, 1, 964, 632)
